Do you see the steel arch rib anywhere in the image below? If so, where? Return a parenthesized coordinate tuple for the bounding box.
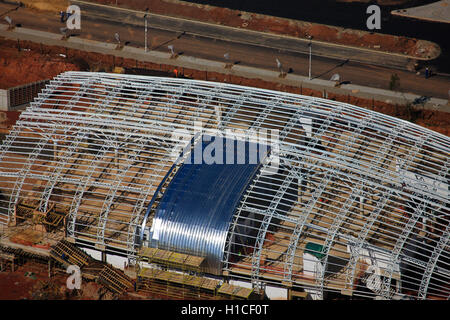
(223, 95, 287, 272)
(125, 159, 169, 256)
(314, 113, 380, 298)
(343, 123, 408, 296)
(250, 101, 338, 286)
(6, 77, 74, 225)
(96, 84, 162, 244)
(248, 107, 307, 287)
(416, 157, 449, 299)
(418, 220, 450, 299)
(125, 84, 210, 256)
(222, 95, 286, 272)
(66, 82, 125, 238)
(379, 131, 433, 298)
(38, 78, 97, 213)
(315, 119, 407, 298)
(282, 104, 346, 282)
(0, 126, 24, 224)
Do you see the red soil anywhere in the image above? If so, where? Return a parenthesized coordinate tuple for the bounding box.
(0, 38, 448, 136)
(0, 40, 80, 89)
(0, 260, 131, 300)
(0, 262, 67, 300)
(0, 111, 20, 129)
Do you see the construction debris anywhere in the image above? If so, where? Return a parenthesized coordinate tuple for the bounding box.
(30, 280, 66, 300)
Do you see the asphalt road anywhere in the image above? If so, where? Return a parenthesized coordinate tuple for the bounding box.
(0, 2, 449, 100)
(73, 0, 422, 70)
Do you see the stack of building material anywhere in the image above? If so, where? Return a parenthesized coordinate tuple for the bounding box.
(15, 202, 66, 231)
(97, 264, 134, 295)
(137, 267, 220, 299)
(217, 283, 255, 300)
(138, 247, 205, 273)
(9, 228, 44, 246)
(49, 240, 91, 267)
(49, 240, 134, 296)
(138, 267, 220, 292)
(81, 260, 105, 281)
(15, 202, 35, 221)
(0, 245, 48, 261)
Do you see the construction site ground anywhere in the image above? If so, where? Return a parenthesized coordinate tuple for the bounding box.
(0, 240, 257, 300)
(0, 260, 127, 300)
(0, 0, 449, 301)
(0, 37, 81, 90)
(1, 36, 449, 136)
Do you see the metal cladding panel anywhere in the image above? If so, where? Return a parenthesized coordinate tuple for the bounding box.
(150, 135, 269, 274)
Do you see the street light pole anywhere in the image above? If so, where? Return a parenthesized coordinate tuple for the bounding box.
(306, 35, 313, 80)
(144, 15, 148, 52)
(308, 40, 312, 80)
(144, 9, 149, 52)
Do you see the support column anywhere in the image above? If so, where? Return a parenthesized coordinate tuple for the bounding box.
(95, 243, 107, 263)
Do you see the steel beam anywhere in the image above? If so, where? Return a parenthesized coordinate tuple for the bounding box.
(96, 84, 160, 244)
(67, 82, 126, 237)
(315, 115, 400, 298)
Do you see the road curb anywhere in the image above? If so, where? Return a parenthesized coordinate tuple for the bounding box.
(0, 24, 448, 113)
(70, 0, 434, 71)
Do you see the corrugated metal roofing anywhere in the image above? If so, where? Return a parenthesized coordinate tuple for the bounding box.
(148, 135, 269, 274)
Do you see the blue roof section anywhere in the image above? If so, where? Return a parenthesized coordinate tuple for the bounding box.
(148, 135, 269, 274)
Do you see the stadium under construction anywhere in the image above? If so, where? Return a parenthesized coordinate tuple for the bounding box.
(0, 71, 449, 300)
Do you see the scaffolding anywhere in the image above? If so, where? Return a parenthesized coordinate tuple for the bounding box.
(137, 267, 221, 300)
(139, 247, 206, 273)
(0, 71, 448, 300)
(136, 247, 259, 300)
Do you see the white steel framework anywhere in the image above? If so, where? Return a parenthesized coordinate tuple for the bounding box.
(0, 71, 448, 300)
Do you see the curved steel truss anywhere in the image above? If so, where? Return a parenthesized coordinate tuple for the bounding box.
(0, 71, 448, 300)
